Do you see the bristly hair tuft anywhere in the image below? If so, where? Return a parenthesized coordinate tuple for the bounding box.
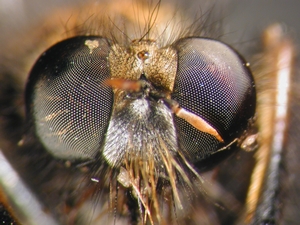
(64, 0, 224, 48)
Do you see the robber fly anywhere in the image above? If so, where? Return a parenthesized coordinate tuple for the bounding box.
(0, 0, 298, 224)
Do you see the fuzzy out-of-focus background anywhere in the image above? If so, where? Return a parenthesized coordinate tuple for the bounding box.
(1, 0, 300, 55)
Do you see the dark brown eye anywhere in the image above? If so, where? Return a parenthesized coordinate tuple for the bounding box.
(25, 36, 113, 160)
(171, 37, 256, 161)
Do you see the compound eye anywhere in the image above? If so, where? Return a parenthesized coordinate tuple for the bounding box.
(172, 38, 256, 161)
(25, 36, 113, 160)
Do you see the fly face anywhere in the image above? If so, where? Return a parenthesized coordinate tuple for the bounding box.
(24, 28, 255, 223)
(0, 0, 298, 225)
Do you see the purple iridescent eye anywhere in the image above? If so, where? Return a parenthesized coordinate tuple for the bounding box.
(172, 38, 255, 161)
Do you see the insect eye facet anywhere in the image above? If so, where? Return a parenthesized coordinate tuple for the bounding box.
(25, 36, 113, 160)
(172, 38, 256, 161)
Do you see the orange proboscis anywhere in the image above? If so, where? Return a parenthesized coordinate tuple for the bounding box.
(171, 103, 224, 143)
(105, 78, 141, 92)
